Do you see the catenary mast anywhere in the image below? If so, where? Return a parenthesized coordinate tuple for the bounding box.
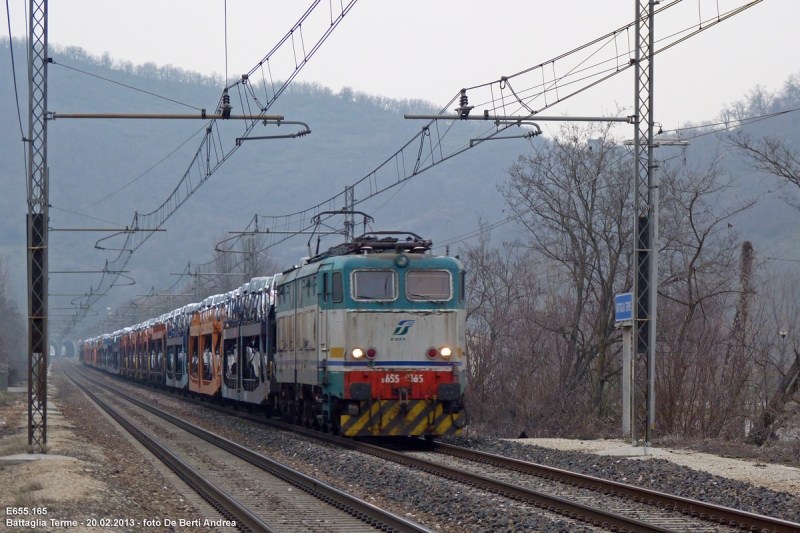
(27, 0, 49, 453)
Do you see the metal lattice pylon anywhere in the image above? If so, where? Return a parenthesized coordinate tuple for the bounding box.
(632, 0, 657, 446)
(27, 0, 49, 453)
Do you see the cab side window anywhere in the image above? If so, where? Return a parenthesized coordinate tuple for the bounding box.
(332, 272, 343, 303)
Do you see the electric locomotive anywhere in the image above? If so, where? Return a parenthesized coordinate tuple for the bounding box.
(273, 232, 467, 437)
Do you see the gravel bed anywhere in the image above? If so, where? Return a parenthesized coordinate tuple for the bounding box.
(79, 367, 601, 533)
(439, 435, 800, 523)
(43, 366, 208, 532)
(405, 451, 731, 532)
(90, 387, 371, 533)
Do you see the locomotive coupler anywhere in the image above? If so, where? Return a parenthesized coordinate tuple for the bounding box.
(393, 387, 411, 414)
(428, 397, 438, 430)
(377, 395, 383, 430)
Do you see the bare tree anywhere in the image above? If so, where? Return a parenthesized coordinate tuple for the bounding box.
(461, 226, 545, 435)
(656, 156, 756, 438)
(501, 123, 633, 418)
(746, 270, 800, 444)
(458, 79, 800, 439)
(0, 255, 26, 384)
(462, 130, 764, 439)
(729, 132, 800, 206)
(238, 231, 278, 279)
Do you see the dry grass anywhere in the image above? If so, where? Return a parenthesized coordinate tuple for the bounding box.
(12, 480, 45, 507)
(656, 434, 800, 468)
(0, 441, 29, 455)
(0, 391, 17, 407)
(19, 480, 45, 492)
(0, 401, 26, 455)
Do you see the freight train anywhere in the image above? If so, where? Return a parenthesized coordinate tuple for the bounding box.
(82, 232, 467, 437)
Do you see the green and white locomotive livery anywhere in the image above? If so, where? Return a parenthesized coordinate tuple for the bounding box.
(273, 233, 467, 436)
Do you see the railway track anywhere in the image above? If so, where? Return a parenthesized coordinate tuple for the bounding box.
(61, 362, 431, 533)
(424, 441, 800, 533)
(68, 361, 800, 533)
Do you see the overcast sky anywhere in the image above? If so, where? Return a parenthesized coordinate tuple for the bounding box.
(5, 1, 797, 127)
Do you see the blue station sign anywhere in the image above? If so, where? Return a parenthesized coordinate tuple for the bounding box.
(615, 292, 633, 323)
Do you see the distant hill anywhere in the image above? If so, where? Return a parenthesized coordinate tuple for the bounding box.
(0, 39, 525, 326)
(2, 39, 799, 336)
(679, 76, 800, 263)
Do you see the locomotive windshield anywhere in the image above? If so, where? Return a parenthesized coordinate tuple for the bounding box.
(406, 270, 452, 301)
(352, 270, 396, 300)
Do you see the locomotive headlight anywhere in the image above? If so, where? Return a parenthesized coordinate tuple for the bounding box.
(352, 347, 365, 359)
(440, 347, 452, 358)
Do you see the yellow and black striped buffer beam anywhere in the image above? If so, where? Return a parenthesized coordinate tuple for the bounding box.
(340, 399, 463, 437)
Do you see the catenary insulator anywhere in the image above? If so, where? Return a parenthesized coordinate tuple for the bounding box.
(455, 88, 473, 119)
(220, 90, 233, 119)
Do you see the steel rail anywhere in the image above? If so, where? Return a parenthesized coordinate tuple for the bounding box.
(71, 364, 674, 533)
(64, 362, 432, 533)
(341, 443, 675, 533)
(430, 442, 800, 533)
(60, 365, 276, 533)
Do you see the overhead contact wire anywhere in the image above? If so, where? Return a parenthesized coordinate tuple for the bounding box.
(4, 0, 27, 178)
(224, 0, 228, 84)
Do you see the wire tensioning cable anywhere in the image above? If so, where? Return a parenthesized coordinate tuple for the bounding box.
(469, 1, 762, 118)
(51, 60, 203, 110)
(50, 205, 127, 227)
(661, 105, 800, 138)
(75, 122, 209, 212)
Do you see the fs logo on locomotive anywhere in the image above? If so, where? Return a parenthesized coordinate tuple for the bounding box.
(391, 320, 415, 340)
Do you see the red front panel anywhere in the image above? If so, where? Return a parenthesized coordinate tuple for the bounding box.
(344, 370, 456, 399)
